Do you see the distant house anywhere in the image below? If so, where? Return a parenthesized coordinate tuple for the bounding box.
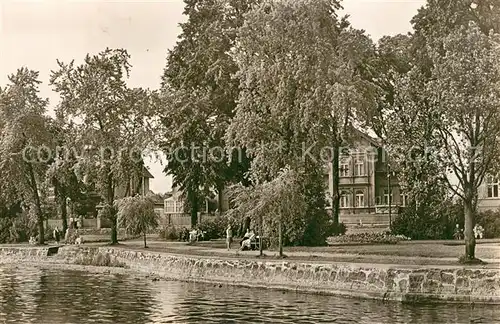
(164, 187, 185, 215)
(325, 130, 405, 225)
(478, 174, 500, 212)
(148, 193, 166, 220)
(114, 166, 154, 198)
(163, 186, 213, 227)
(96, 166, 155, 219)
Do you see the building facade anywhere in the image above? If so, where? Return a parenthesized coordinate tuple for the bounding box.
(325, 131, 406, 225)
(478, 174, 500, 212)
(163, 186, 212, 227)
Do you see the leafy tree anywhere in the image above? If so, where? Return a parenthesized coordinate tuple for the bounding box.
(50, 48, 154, 244)
(381, 54, 449, 228)
(160, 0, 254, 225)
(365, 1, 500, 262)
(116, 195, 159, 248)
(427, 24, 500, 260)
(228, 167, 309, 256)
(355, 32, 450, 219)
(0, 68, 53, 244)
(45, 119, 85, 234)
(403, 0, 500, 261)
(227, 0, 378, 229)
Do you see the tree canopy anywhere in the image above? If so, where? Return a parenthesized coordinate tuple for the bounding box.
(50, 48, 155, 244)
(160, 0, 255, 225)
(0, 68, 53, 244)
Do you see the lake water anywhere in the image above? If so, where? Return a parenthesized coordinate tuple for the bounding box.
(0, 266, 498, 323)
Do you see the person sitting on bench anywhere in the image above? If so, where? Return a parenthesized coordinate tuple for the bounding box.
(240, 229, 251, 247)
(240, 229, 256, 251)
(189, 228, 198, 243)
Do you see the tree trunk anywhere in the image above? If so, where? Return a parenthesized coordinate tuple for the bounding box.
(35, 200, 44, 245)
(61, 199, 68, 235)
(243, 216, 251, 235)
(464, 199, 476, 260)
(27, 161, 44, 245)
(58, 189, 68, 235)
(259, 214, 263, 257)
(143, 232, 147, 248)
(188, 189, 198, 227)
(217, 183, 226, 216)
(110, 217, 118, 243)
(332, 145, 340, 225)
(107, 174, 118, 245)
(278, 218, 283, 257)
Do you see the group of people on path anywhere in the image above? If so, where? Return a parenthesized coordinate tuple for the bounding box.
(52, 226, 83, 245)
(69, 216, 83, 230)
(179, 227, 205, 243)
(453, 224, 485, 240)
(28, 223, 83, 245)
(178, 224, 256, 250)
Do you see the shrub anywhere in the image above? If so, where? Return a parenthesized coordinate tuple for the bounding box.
(476, 210, 500, 238)
(391, 200, 463, 240)
(197, 217, 228, 241)
(330, 222, 347, 236)
(158, 226, 179, 241)
(327, 232, 408, 245)
(0, 208, 36, 243)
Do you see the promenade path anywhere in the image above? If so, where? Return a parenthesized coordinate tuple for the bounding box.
(3, 236, 499, 268)
(91, 237, 500, 269)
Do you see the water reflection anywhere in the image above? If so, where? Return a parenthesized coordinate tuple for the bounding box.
(0, 266, 498, 323)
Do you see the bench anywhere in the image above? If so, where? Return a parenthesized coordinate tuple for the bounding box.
(250, 236, 267, 251)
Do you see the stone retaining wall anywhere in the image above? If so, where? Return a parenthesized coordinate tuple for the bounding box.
(1, 246, 499, 304)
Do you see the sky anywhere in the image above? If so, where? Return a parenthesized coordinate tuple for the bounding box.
(0, 0, 426, 194)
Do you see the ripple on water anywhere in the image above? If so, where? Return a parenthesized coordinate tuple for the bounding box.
(0, 266, 499, 323)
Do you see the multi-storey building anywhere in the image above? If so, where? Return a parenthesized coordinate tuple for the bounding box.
(325, 130, 406, 225)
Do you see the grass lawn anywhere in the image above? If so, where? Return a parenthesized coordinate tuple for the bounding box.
(81, 234, 138, 243)
(182, 238, 500, 260)
(284, 242, 500, 260)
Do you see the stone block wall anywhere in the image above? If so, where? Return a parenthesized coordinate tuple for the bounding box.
(1, 246, 499, 304)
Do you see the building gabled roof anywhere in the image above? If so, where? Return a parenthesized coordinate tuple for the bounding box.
(142, 166, 154, 179)
(350, 127, 383, 148)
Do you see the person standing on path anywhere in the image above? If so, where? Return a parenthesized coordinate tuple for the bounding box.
(226, 224, 233, 250)
(53, 227, 61, 244)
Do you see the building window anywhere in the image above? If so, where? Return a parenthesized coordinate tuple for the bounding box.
(175, 201, 184, 213)
(400, 193, 409, 207)
(325, 191, 332, 206)
(165, 201, 175, 213)
(383, 189, 393, 205)
(487, 176, 499, 198)
(355, 190, 365, 207)
(340, 191, 350, 208)
(339, 159, 349, 177)
(166, 200, 185, 213)
(354, 158, 365, 176)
